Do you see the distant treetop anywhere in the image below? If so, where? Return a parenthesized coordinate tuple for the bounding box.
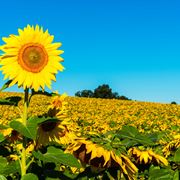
(75, 84, 130, 100)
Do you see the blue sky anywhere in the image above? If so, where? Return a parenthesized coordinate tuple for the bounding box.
(0, 0, 179, 103)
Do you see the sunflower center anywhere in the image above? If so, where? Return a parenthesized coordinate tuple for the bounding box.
(41, 121, 58, 132)
(18, 43, 48, 73)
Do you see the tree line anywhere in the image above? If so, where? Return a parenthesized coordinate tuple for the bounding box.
(75, 84, 130, 100)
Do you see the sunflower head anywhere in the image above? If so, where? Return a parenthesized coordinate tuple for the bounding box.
(129, 147, 168, 166)
(47, 93, 68, 117)
(66, 139, 138, 179)
(36, 119, 67, 148)
(0, 25, 64, 91)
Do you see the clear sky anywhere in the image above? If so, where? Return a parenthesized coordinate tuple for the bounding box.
(0, 0, 179, 103)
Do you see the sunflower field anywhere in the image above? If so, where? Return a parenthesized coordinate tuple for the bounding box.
(0, 91, 179, 180)
(0, 25, 179, 180)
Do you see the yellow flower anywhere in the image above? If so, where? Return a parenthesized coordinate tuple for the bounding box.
(47, 93, 68, 117)
(57, 131, 77, 145)
(66, 139, 138, 180)
(9, 154, 19, 161)
(174, 134, 180, 139)
(129, 147, 168, 166)
(0, 25, 64, 91)
(162, 136, 180, 158)
(36, 120, 67, 147)
(0, 127, 12, 137)
(16, 143, 34, 157)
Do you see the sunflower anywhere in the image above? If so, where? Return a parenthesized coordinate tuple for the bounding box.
(57, 131, 77, 145)
(47, 93, 68, 118)
(66, 139, 138, 180)
(36, 119, 67, 147)
(12, 143, 34, 160)
(129, 147, 168, 166)
(162, 135, 180, 158)
(0, 25, 64, 91)
(0, 127, 12, 137)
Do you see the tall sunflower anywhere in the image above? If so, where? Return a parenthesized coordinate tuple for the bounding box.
(0, 25, 64, 91)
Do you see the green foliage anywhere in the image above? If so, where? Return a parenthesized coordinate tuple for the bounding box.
(117, 125, 156, 147)
(0, 98, 20, 106)
(0, 175, 7, 180)
(9, 117, 59, 140)
(0, 157, 7, 172)
(27, 116, 59, 140)
(21, 173, 38, 180)
(0, 134, 5, 143)
(9, 120, 34, 139)
(174, 147, 180, 162)
(33, 146, 81, 168)
(148, 166, 178, 180)
(0, 156, 20, 176)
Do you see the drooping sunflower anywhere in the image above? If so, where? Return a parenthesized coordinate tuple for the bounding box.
(66, 139, 138, 180)
(0, 25, 64, 91)
(129, 147, 168, 166)
(36, 120, 67, 147)
(162, 135, 180, 158)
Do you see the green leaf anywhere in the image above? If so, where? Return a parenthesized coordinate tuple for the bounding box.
(117, 126, 154, 147)
(26, 116, 59, 140)
(4, 96, 22, 106)
(31, 89, 52, 97)
(21, 173, 38, 180)
(0, 134, 5, 143)
(33, 146, 81, 168)
(0, 124, 9, 130)
(9, 117, 60, 140)
(0, 80, 12, 92)
(0, 157, 7, 174)
(174, 147, 180, 162)
(9, 120, 33, 139)
(2, 160, 20, 175)
(0, 98, 15, 105)
(0, 175, 7, 180)
(173, 170, 179, 180)
(28, 116, 59, 125)
(149, 166, 174, 180)
(0, 157, 20, 176)
(26, 118, 39, 140)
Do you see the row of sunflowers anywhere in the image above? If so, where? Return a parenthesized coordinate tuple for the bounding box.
(0, 25, 179, 179)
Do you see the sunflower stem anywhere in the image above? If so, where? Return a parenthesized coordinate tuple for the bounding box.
(21, 88, 29, 177)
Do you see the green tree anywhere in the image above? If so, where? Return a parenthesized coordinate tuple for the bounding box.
(118, 95, 130, 100)
(171, 101, 177, 105)
(75, 90, 94, 97)
(75, 84, 130, 100)
(93, 84, 113, 99)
